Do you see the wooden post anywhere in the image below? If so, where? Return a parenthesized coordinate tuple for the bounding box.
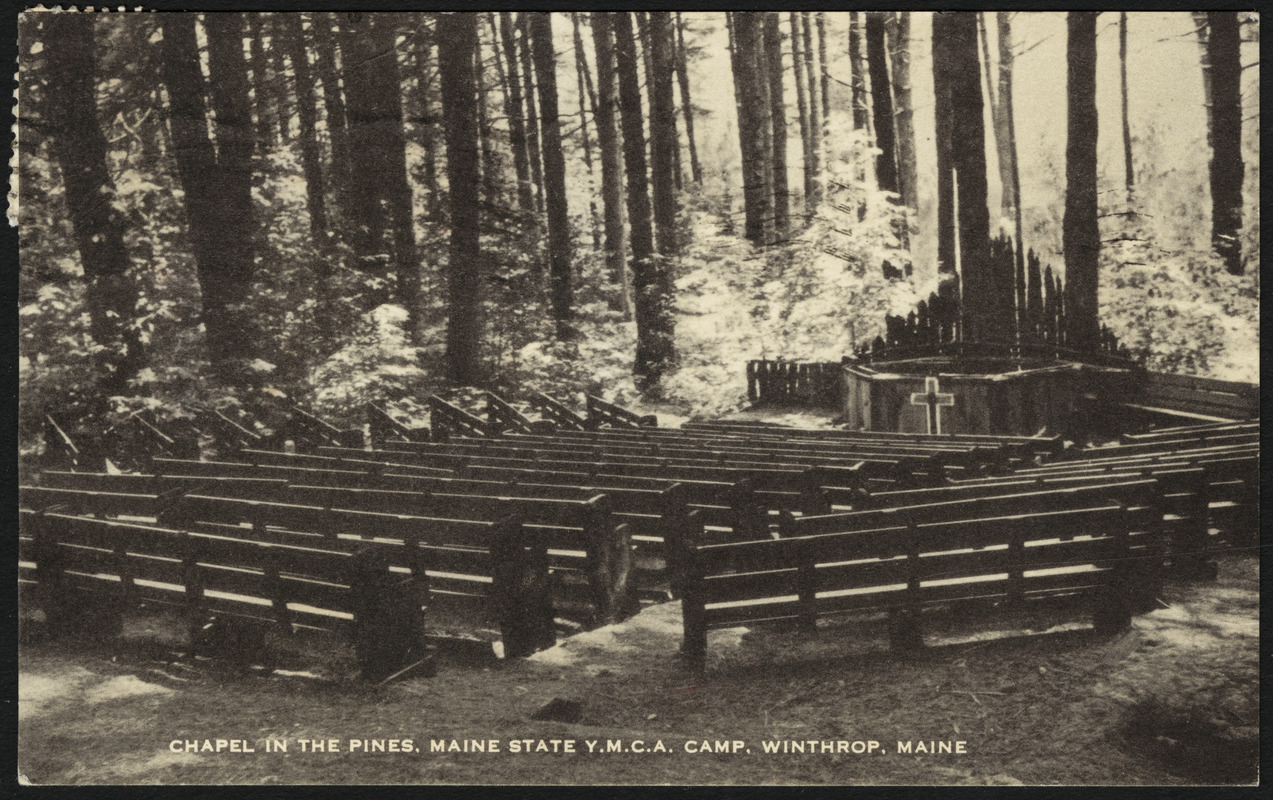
(261, 549, 294, 636)
(889, 515, 924, 652)
(790, 515, 818, 631)
(677, 516, 707, 673)
(1007, 518, 1025, 604)
(31, 511, 69, 636)
(660, 483, 692, 598)
(581, 495, 635, 625)
(747, 361, 759, 403)
(490, 520, 556, 658)
(1092, 504, 1133, 634)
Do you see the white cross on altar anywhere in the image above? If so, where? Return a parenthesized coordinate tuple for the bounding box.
(910, 376, 955, 434)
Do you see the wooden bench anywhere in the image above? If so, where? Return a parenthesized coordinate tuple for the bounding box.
(366, 403, 429, 444)
(586, 394, 657, 429)
(1121, 419, 1257, 443)
(19, 489, 559, 667)
(27, 477, 635, 630)
(674, 501, 1157, 672)
(18, 503, 555, 677)
(823, 471, 1212, 577)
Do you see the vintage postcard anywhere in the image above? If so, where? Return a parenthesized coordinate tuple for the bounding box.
(15, 9, 1259, 786)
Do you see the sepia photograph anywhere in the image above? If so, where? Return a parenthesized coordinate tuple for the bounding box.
(15, 9, 1260, 786)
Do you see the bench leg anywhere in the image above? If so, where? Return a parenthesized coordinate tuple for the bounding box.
(888, 609, 925, 653)
(680, 602, 707, 674)
(1091, 590, 1133, 635)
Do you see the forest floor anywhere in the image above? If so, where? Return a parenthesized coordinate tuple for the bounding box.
(17, 549, 1259, 787)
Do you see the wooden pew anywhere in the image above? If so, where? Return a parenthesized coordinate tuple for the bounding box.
(675, 501, 1157, 672)
(18, 505, 556, 676)
(25, 480, 634, 631)
(820, 471, 1212, 577)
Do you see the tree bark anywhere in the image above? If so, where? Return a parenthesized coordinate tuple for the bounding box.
(801, 12, 823, 209)
(571, 13, 602, 251)
(43, 13, 145, 394)
(517, 13, 546, 216)
(615, 12, 673, 391)
(732, 12, 773, 246)
(998, 12, 1026, 319)
(247, 15, 277, 149)
(887, 13, 918, 212)
(848, 12, 871, 132)
(938, 13, 997, 341)
(1207, 11, 1243, 274)
(674, 13, 703, 186)
(817, 12, 830, 123)
(591, 13, 631, 316)
(763, 12, 790, 239)
(265, 14, 292, 142)
(647, 12, 680, 257)
(1063, 12, 1100, 350)
(474, 28, 500, 204)
(865, 13, 899, 196)
(279, 14, 328, 247)
(790, 13, 814, 216)
(529, 12, 574, 338)
(409, 14, 440, 220)
(438, 13, 483, 386)
(496, 12, 534, 214)
(339, 14, 420, 331)
(1119, 12, 1134, 199)
(161, 14, 257, 378)
(311, 14, 352, 229)
(931, 12, 958, 298)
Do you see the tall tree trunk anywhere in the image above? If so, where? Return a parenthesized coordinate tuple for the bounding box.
(161, 14, 257, 378)
(615, 12, 673, 391)
(571, 13, 602, 252)
(265, 15, 292, 143)
(339, 14, 389, 268)
(674, 12, 703, 186)
(763, 12, 790, 239)
(1207, 11, 1243, 274)
(998, 12, 1026, 320)
(529, 12, 574, 338)
(496, 12, 534, 214)
(732, 12, 773, 247)
(474, 29, 499, 204)
(647, 12, 680, 257)
(279, 14, 328, 247)
(339, 13, 420, 332)
(1191, 12, 1213, 148)
(517, 13, 545, 215)
(887, 12, 918, 212)
(931, 12, 958, 298)
(865, 13, 899, 196)
(591, 13, 631, 316)
(801, 11, 823, 209)
(1119, 12, 1134, 200)
(43, 13, 145, 395)
(247, 15, 277, 149)
(438, 13, 483, 386)
(848, 12, 871, 132)
(816, 12, 830, 123)
(311, 14, 352, 230)
(941, 13, 997, 341)
(1063, 12, 1100, 350)
(411, 15, 442, 220)
(790, 13, 814, 216)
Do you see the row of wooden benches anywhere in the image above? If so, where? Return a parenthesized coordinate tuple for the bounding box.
(22, 460, 1239, 676)
(23, 418, 1255, 675)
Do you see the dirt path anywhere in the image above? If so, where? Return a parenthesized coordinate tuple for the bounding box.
(18, 555, 1258, 785)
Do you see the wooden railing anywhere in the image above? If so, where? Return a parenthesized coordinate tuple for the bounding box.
(747, 360, 846, 408)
